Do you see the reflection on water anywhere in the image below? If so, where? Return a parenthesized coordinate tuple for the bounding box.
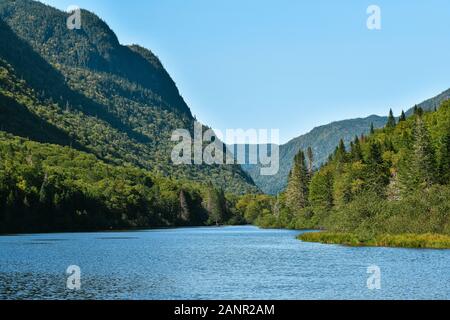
(0, 226, 449, 300)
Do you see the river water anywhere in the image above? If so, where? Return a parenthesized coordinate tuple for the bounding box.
(0, 226, 449, 300)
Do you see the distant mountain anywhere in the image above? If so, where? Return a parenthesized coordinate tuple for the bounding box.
(407, 88, 450, 116)
(0, 0, 257, 194)
(241, 115, 388, 194)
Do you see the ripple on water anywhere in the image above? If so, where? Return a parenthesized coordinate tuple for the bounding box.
(0, 226, 450, 300)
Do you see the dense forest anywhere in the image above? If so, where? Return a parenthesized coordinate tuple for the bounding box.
(239, 104, 450, 248)
(0, 132, 246, 233)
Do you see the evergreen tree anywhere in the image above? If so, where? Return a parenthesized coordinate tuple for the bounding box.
(367, 141, 383, 165)
(399, 110, 406, 122)
(412, 118, 437, 187)
(386, 109, 396, 128)
(350, 136, 363, 162)
(285, 150, 309, 211)
(370, 122, 375, 135)
(438, 131, 450, 185)
(334, 139, 347, 163)
(363, 140, 390, 196)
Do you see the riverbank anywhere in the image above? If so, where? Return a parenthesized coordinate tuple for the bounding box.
(298, 232, 450, 249)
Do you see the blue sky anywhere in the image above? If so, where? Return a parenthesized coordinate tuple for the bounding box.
(41, 0, 450, 143)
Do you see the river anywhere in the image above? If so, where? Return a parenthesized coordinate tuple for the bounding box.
(0, 226, 449, 299)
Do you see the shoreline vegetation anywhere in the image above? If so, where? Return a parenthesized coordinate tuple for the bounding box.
(298, 232, 450, 249)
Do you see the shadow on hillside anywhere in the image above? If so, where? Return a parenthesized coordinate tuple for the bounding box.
(0, 18, 152, 146)
(0, 92, 86, 151)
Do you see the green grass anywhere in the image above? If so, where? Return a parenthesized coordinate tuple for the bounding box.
(298, 232, 450, 249)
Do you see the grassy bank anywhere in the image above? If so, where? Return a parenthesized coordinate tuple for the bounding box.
(298, 232, 450, 249)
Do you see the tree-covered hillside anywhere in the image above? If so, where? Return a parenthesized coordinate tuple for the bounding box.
(239, 103, 450, 248)
(0, 0, 257, 194)
(242, 115, 387, 194)
(0, 132, 246, 234)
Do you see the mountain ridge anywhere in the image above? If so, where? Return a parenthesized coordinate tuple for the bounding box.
(0, 0, 258, 194)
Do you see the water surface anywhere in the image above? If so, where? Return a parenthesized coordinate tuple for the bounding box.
(0, 226, 449, 300)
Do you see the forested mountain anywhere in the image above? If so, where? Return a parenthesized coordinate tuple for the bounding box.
(239, 103, 450, 248)
(242, 88, 450, 195)
(242, 115, 387, 194)
(0, 0, 257, 194)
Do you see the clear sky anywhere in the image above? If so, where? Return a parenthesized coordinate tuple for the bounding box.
(41, 0, 450, 144)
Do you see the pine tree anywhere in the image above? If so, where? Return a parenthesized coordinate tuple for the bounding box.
(438, 131, 450, 185)
(399, 110, 406, 122)
(386, 109, 396, 128)
(334, 139, 347, 163)
(412, 118, 437, 187)
(350, 136, 363, 162)
(285, 150, 309, 211)
(368, 141, 383, 165)
(370, 122, 375, 135)
(364, 141, 390, 196)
